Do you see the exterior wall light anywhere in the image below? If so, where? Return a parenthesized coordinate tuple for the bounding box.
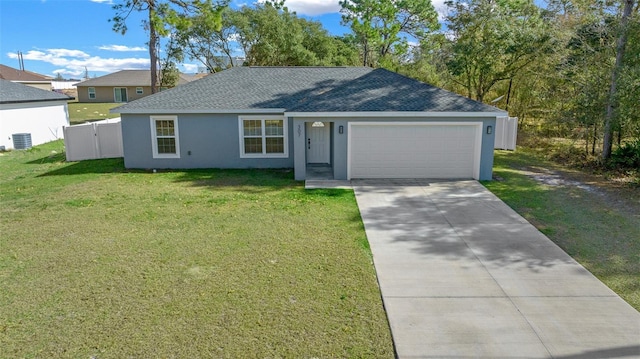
(339, 125, 344, 134)
(486, 125, 493, 135)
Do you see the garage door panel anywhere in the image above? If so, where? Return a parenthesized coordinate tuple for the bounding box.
(349, 123, 479, 179)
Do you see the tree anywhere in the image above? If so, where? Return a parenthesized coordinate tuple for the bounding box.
(339, 0, 439, 67)
(523, 0, 640, 156)
(171, 1, 360, 70)
(170, 5, 237, 73)
(396, 34, 448, 86)
(603, 0, 636, 159)
(615, 14, 640, 143)
(443, 0, 552, 103)
(235, 2, 318, 66)
(110, 0, 225, 93)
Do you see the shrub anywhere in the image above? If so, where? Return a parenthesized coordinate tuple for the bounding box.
(611, 140, 640, 169)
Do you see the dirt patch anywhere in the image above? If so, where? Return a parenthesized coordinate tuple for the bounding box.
(521, 169, 600, 193)
(516, 164, 640, 219)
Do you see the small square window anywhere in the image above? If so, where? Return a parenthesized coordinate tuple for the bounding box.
(136, 87, 143, 94)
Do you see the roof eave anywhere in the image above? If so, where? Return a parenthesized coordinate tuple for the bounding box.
(112, 108, 287, 115)
(13, 80, 53, 84)
(0, 97, 71, 105)
(284, 111, 508, 118)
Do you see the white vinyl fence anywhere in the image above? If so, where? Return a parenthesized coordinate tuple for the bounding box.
(63, 119, 123, 161)
(494, 116, 518, 150)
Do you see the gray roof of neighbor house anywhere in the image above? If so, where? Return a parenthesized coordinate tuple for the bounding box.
(0, 79, 70, 104)
(0, 64, 53, 82)
(113, 67, 505, 114)
(75, 70, 196, 87)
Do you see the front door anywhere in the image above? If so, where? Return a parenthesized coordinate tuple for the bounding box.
(306, 122, 330, 164)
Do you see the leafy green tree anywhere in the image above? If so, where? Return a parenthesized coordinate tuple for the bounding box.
(522, 0, 640, 156)
(396, 34, 448, 87)
(172, 6, 238, 72)
(603, 0, 637, 159)
(171, 1, 360, 70)
(443, 0, 552, 103)
(110, 0, 225, 92)
(616, 16, 640, 143)
(234, 2, 314, 65)
(339, 0, 439, 67)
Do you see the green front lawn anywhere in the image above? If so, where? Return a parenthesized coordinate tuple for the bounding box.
(0, 141, 394, 358)
(484, 149, 640, 310)
(68, 102, 121, 125)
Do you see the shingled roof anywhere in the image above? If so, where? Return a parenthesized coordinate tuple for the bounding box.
(0, 79, 70, 104)
(75, 70, 195, 87)
(0, 64, 53, 82)
(113, 67, 504, 114)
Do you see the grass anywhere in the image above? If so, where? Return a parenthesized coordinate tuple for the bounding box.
(483, 149, 640, 310)
(68, 102, 121, 125)
(0, 141, 394, 358)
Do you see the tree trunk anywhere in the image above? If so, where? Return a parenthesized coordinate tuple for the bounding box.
(592, 123, 597, 155)
(149, 1, 159, 94)
(603, 0, 634, 160)
(505, 78, 513, 112)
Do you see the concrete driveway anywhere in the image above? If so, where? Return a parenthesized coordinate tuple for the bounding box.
(353, 179, 640, 359)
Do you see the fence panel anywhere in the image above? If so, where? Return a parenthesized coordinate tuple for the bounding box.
(64, 120, 123, 161)
(96, 122, 123, 159)
(495, 117, 518, 150)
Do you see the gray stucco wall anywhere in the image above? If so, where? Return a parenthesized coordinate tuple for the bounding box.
(121, 113, 294, 169)
(293, 116, 497, 181)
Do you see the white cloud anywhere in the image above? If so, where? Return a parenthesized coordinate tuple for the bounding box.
(433, 0, 449, 21)
(286, 0, 341, 15)
(90, 0, 114, 4)
(254, 0, 448, 20)
(99, 45, 148, 52)
(181, 64, 200, 73)
(256, 0, 341, 16)
(8, 49, 149, 77)
(48, 49, 91, 58)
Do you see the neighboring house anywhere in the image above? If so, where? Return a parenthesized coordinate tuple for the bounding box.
(52, 80, 78, 99)
(0, 79, 71, 150)
(112, 67, 507, 181)
(0, 64, 53, 91)
(75, 70, 196, 103)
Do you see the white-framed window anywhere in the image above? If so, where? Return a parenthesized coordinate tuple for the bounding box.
(114, 87, 128, 102)
(136, 87, 143, 94)
(150, 116, 180, 158)
(238, 116, 288, 158)
(88, 87, 96, 99)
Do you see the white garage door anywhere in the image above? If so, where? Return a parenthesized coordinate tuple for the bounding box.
(348, 122, 481, 179)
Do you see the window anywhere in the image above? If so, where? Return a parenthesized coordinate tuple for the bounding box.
(114, 87, 128, 102)
(239, 116, 288, 158)
(150, 116, 180, 158)
(88, 87, 96, 99)
(136, 87, 143, 94)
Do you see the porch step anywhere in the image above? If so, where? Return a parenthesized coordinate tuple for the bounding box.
(304, 180, 352, 190)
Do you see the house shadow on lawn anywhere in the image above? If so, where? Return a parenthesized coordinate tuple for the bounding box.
(35, 156, 128, 176)
(172, 168, 296, 189)
(172, 169, 359, 198)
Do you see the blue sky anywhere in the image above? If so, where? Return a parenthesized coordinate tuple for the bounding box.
(0, 0, 358, 78)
